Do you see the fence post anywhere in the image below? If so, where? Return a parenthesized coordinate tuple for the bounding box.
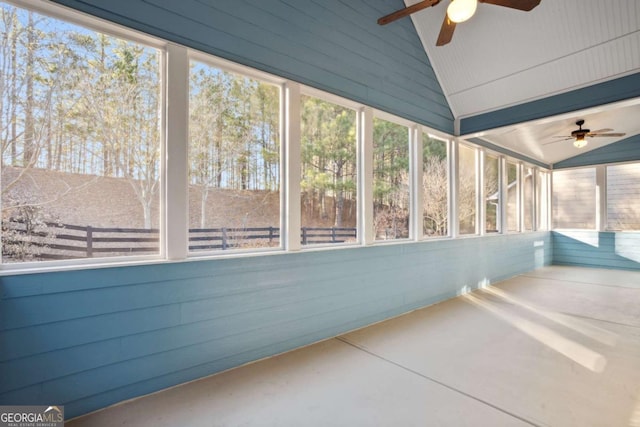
(86, 226, 93, 258)
(302, 227, 307, 245)
(269, 226, 274, 243)
(332, 227, 337, 242)
(222, 227, 228, 250)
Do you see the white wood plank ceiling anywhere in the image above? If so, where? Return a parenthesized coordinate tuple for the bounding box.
(404, 0, 640, 164)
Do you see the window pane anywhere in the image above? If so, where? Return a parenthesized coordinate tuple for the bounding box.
(484, 155, 499, 233)
(607, 163, 640, 230)
(300, 96, 357, 245)
(373, 118, 410, 240)
(553, 168, 596, 229)
(1, 5, 161, 263)
(458, 144, 476, 235)
(506, 162, 519, 232)
(188, 60, 280, 252)
(423, 135, 448, 237)
(537, 170, 549, 230)
(523, 166, 534, 231)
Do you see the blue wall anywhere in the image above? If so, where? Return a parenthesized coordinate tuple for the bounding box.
(552, 231, 640, 270)
(49, 0, 453, 133)
(0, 233, 552, 418)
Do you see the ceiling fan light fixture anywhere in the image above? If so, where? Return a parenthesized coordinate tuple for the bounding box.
(573, 136, 588, 148)
(447, 0, 478, 23)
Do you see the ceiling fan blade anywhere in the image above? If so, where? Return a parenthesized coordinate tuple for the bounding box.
(479, 0, 541, 11)
(436, 15, 456, 46)
(378, 0, 441, 25)
(589, 133, 626, 137)
(588, 128, 613, 134)
(543, 138, 572, 145)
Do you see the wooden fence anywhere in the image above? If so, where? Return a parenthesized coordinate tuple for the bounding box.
(2, 221, 357, 260)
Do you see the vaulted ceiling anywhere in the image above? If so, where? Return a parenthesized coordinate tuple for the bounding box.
(403, 0, 640, 165)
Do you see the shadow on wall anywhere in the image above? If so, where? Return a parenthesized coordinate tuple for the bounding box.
(552, 230, 640, 270)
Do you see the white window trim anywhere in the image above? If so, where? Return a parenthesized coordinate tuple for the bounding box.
(450, 140, 459, 239)
(8, 0, 166, 49)
(360, 107, 375, 245)
(298, 89, 362, 249)
(285, 82, 301, 251)
(413, 127, 424, 240)
(165, 44, 189, 260)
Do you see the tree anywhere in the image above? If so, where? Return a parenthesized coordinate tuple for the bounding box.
(423, 136, 448, 236)
(484, 155, 499, 232)
(1, 190, 58, 262)
(372, 118, 410, 239)
(301, 96, 356, 227)
(78, 40, 161, 228)
(423, 156, 448, 236)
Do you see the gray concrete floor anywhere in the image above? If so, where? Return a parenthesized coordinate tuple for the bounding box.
(68, 266, 640, 427)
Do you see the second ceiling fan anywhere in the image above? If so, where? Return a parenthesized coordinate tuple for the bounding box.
(378, 0, 541, 46)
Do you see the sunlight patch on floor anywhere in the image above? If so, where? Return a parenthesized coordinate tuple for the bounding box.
(481, 286, 618, 347)
(463, 292, 607, 373)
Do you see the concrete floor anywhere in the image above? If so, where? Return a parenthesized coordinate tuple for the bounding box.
(68, 266, 640, 427)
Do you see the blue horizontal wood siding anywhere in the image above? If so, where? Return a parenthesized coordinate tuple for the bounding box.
(552, 231, 640, 270)
(0, 232, 551, 418)
(49, 0, 454, 133)
(461, 72, 640, 135)
(553, 134, 640, 169)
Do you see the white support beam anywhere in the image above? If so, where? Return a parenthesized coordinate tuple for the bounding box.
(412, 126, 424, 240)
(361, 107, 374, 245)
(284, 82, 301, 251)
(547, 170, 556, 230)
(595, 165, 606, 231)
(517, 162, 523, 233)
(478, 149, 486, 236)
(450, 140, 459, 239)
(499, 156, 508, 234)
(165, 44, 189, 260)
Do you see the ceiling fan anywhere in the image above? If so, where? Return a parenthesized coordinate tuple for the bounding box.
(547, 120, 626, 148)
(378, 0, 541, 46)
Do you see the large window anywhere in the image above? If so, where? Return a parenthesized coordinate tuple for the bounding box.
(506, 162, 519, 232)
(422, 135, 448, 237)
(523, 166, 534, 231)
(537, 170, 549, 230)
(300, 95, 357, 245)
(1, 4, 162, 263)
(458, 144, 477, 235)
(373, 117, 410, 240)
(188, 60, 281, 252)
(607, 163, 640, 230)
(0, 1, 555, 271)
(484, 154, 500, 233)
(553, 168, 596, 229)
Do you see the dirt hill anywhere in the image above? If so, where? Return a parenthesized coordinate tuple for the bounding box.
(1, 167, 354, 230)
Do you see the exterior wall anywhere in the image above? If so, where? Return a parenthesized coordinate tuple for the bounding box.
(0, 232, 552, 418)
(50, 0, 453, 133)
(552, 231, 640, 270)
